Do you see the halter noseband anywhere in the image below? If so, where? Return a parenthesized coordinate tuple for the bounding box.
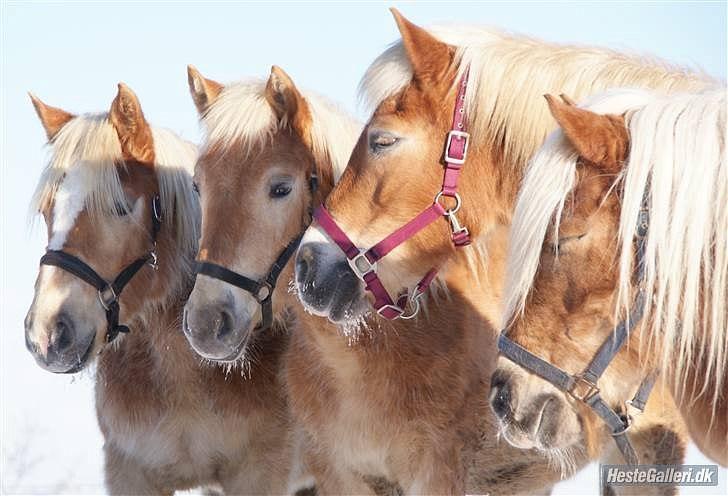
(39, 195, 162, 344)
(314, 70, 472, 320)
(498, 194, 655, 465)
(194, 174, 319, 332)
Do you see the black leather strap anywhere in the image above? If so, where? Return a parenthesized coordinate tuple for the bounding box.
(195, 231, 305, 331)
(193, 173, 317, 332)
(38, 195, 161, 344)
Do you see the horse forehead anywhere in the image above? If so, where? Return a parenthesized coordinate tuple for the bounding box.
(48, 166, 90, 250)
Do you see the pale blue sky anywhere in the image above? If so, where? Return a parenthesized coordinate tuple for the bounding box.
(1, 1, 726, 494)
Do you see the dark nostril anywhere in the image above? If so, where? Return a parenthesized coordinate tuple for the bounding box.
(53, 315, 74, 352)
(215, 310, 234, 340)
(296, 244, 314, 282)
(490, 369, 513, 419)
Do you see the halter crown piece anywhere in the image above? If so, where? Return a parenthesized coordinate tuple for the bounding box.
(39, 195, 162, 344)
(498, 192, 656, 465)
(314, 69, 472, 320)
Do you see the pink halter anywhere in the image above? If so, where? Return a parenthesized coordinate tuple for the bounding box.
(314, 70, 472, 320)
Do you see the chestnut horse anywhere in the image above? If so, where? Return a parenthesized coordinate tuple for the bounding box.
(25, 84, 293, 494)
(182, 64, 580, 495)
(294, 9, 715, 493)
(182, 64, 361, 492)
(494, 88, 727, 466)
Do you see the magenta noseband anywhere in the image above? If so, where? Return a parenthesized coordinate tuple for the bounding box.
(314, 70, 472, 320)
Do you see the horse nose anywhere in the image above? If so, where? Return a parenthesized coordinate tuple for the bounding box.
(489, 368, 514, 420)
(44, 312, 75, 363)
(295, 243, 317, 285)
(183, 302, 246, 360)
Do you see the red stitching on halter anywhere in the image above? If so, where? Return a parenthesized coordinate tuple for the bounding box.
(314, 69, 471, 320)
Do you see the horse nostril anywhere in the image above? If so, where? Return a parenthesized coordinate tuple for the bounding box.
(53, 315, 74, 352)
(215, 310, 234, 340)
(296, 244, 314, 282)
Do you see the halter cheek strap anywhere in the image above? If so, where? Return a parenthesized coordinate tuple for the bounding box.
(194, 174, 319, 331)
(314, 70, 472, 320)
(498, 196, 655, 465)
(39, 195, 162, 344)
(195, 231, 304, 331)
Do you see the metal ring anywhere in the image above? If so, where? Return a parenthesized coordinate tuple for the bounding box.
(399, 297, 421, 320)
(434, 191, 462, 214)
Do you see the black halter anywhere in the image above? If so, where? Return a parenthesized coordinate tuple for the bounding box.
(498, 194, 655, 465)
(194, 174, 318, 332)
(39, 195, 162, 344)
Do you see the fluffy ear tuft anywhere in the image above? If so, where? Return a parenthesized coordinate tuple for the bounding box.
(109, 83, 155, 164)
(29, 93, 75, 140)
(390, 8, 455, 86)
(545, 94, 629, 172)
(265, 65, 303, 121)
(187, 65, 224, 115)
(264, 65, 312, 145)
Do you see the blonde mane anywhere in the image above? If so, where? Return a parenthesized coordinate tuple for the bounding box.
(359, 24, 715, 170)
(31, 113, 200, 260)
(504, 88, 727, 411)
(200, 79, 361, 181)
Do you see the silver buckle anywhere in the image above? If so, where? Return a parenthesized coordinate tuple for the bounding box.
(348, 251, 376, 280)
(399, 293, 423, 320)
(376, 304, 404, 319)
(98, 286, 117, 311)
(255, 283, 272, 302)
(148, 251, 159, 271)
(568, 375, 600, 403)
(444, 130, 470, 165)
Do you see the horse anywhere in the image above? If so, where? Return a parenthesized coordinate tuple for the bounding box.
(181, 63, 577, 495)
(493, 88, 727, 466)
(24, 84, 294, 494)
(294, 9, 715, 493)
(182, 64, 363, 493)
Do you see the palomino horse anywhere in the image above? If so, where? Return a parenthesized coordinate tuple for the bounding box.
(494, 88, 727, 466)
(295, 9, 714, 493)
(24, 84, 293, 494)
(182, 64, 361, 492)
(182, 64, 573, 495)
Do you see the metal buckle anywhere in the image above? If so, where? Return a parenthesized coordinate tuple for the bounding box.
(348, 251, 376, 280)
(613, 414, 633, 436)
(255, 282, 272, 303)
(434, 191, 462, 214)
(568, 375, 600, 402)
(98, 286, 117, 311)
(148, 250, 159, 271)
(444, 130, 470, 165)
(376, 304, 404, 319)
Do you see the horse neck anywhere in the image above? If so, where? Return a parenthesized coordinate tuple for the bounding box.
(125, 220, 195, 344)
(461, 144, 523, 236)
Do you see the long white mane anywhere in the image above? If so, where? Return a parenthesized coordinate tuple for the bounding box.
(31, 113, 200, 260)
(200, 79, 361, 181)
(504, 88, 727, 409)
(359, 24, 714, 170)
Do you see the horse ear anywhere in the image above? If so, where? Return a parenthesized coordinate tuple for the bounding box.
(29, 93, 75, 140)
(390, 8, 454, 86)
(109, 83, 155, 164)
(265, 65, 312, 141)
(187, 65, 224, 115)
(545, 94, 628, 172)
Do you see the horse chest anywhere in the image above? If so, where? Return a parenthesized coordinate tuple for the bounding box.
(102, 397, 253, 477)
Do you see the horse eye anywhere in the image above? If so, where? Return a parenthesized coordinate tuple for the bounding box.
(270, 183, 292, 199)
(369, 132, 399, 152)
(556, 233, 587, 249)
(192, 182, 200, 195)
